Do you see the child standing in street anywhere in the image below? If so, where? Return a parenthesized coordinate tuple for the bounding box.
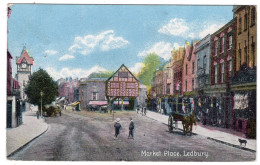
(114, 118, 122, 139)
(128, 117, 135, 139)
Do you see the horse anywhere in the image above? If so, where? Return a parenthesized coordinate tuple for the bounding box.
(182, 113, 197, 136)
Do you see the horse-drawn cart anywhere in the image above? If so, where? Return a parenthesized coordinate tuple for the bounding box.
(168, 111, 196, 135)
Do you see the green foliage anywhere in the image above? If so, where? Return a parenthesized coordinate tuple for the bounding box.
(43, 106, 61, 117)
(138, 53, 161, 86)
(88, 71, 114, 78)
(25, 68, 58, 108)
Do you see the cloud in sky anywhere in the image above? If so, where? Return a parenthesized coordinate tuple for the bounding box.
(69, 30, 130, 55)
(59, 54, 75, 61)
(199, 23, 225, 38)
(158, 18, 189, 37)
(43, 49, 58, 55)
(129, 63, 144, 74)
(138, 42, 181, 60)
(46, 65, 108, 80)
(158, 18, 226, 39)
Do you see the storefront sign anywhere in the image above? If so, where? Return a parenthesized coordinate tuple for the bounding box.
(233, 94, 249, 110)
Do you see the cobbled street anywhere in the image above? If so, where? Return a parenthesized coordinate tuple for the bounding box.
(9, 110, 256, 161)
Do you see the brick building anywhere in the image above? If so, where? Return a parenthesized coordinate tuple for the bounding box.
(209, 18, 237, 128)
(230, 5, 256, 136)
(182, 41, 197, 95)
(171, 46, 185, 95)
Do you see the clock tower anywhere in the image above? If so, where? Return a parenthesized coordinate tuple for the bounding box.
(16, 46, 34, 106)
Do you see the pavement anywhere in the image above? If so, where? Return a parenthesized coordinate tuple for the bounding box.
(145, 110, 256, 152)
(6, 106, 48, 157)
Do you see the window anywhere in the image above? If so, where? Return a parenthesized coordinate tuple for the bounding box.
(244, 40, 248, 64)
(215, 40, 218, 56)
(228, 35, 232, 49)
(221, 37, 225, 53)
(203, 56, 206, 69)
(229, 60, 232, 78)
(215, 65, 218, 84)
(251, 36, 255, 67)
(221, 63, 225, 83)
(185, 80, 187, 91)
(93, 92, 98, 100)
(239, 16, 242, 33)
(166, 84, 170, 94)
(239, 43, 242, 67)
(192, 79, 194, 90)
(197, 58, 200, 73)
(244, 13, 248, 31)
(186, 64, 188, 75)
(192, 62, 195, 74)
(251, 7, 256, 26)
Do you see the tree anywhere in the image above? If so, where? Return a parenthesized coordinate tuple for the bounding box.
(88, 71, 114, 79)
(137, 53, 161, 86)
(25, 68, 58, 113)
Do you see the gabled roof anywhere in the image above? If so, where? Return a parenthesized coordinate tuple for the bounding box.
(7, 50, 13, 59)
(16, 49, 34, 65)
(106, 64, 139, 82)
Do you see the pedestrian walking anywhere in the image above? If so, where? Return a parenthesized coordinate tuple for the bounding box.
(143, 107, 146, 116)
(114, 118, 122, 139)
(136, 106, 139, 114)
(128, 117, 135, 139)
(36, 111, 39, 119)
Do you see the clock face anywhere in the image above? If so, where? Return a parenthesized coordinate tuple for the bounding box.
(22, 63, 27, 68)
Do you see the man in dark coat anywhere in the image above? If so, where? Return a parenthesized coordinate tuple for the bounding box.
(128, 117, 135, 139)
(114, 118, 122, 139)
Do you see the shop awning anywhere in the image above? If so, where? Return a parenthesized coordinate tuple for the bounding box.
(89, 101, 108, 106)
(73, 101, 80, 106)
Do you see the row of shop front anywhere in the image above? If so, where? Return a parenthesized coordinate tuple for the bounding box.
(147, 83, 256, 138)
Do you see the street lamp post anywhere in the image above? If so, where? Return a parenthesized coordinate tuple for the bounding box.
(40, 91, 43, 117)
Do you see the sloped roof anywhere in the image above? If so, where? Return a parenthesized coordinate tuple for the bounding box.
(16, 49, 34, 65)
(106, 64, 139, 82)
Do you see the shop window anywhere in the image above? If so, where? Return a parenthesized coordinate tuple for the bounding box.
(238, 120, 243, 129)
(93, 92, 98, 100)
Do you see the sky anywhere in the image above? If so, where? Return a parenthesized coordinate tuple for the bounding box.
(8, 4, 234, 80)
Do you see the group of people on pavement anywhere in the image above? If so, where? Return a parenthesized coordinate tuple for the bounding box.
(136, 106, 146, 116)
(114, 117, 135, 140)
